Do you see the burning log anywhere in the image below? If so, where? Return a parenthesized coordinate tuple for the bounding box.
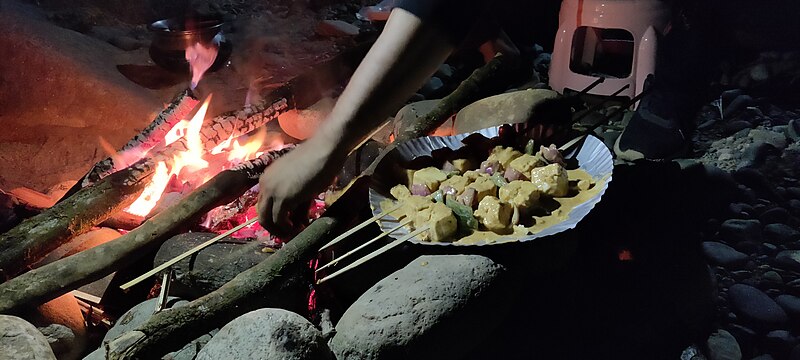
(0, 160, 155, 280)
(60, 93, 290, 204)
(61, 90, 200, 201)
(0, 147, 293, 314)
(395, 53, 523, 141)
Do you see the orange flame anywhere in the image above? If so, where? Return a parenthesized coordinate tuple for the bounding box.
(126, 161, 170, 217)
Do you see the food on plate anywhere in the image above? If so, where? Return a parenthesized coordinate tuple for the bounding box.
(414, 202, 458, 242)
(412, 167, 449, 192)
(487, 146, 523, 169)
(530, 163, 569, 197)
(473, 196, 513, 234)
(498, 180, 541, 211)
(381, 143, 602, 244)
(465, 177, 498, 204)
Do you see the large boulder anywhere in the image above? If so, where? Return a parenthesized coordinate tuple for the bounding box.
(0, 1, 161, 191)
(0, 315, 57, 359)
(329, 255, 515, 360)
(196, 308, 331, 360)
(454, 89, 561, 134)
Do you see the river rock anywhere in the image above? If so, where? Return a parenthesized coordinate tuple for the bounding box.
(454, 89, 561, 134)
(419, 76, 445, 98)
(329, 255, 514, 360)
(749, 129, 788, 150)
(702, 242, 749, 268)
(775, 295, 800, 320)
(195, 309, 330, 360)
(0, 315, 56, 359)
(728, 284, 788, 330)
(776, 251, 800, 272)
(764, 224, 800, 243)
(706, 329, 742, 360)
(103, 297, 188, 343)
(154, 233, 272, 297)
(760, 207, 790, 224)
(22, 294, 87, 360)
(719, 219, 762, 244)
(763, 330, 798, 358)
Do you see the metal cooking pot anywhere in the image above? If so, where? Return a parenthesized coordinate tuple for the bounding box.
(148, 16, 232, 73)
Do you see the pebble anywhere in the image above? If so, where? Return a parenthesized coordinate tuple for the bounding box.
(719, 219, 762, 244)
(788, 279, 800, 297)
(706, 329, 742, 360)
(760, 207, 790, 224)
(786, 119, 800, 142)
(729, 203, 755, 219)
(419, 76, 444, 98)
(703, 242, 749, 268)
(791, 344, 800, 360)
(723, 94, 754, 119)
(764, 224, 800, 244)
(748, 129, 787, 150)
(435, 64, 454, 79)
(761, 271, 783, 287)
(775, 295, 800, 319)
(786, 187, 800, 200)
(763, 330, 798, 358)
(725, 120, 754, 134)
(751, 355, 775, 360)
(790, 199, 800, 214)
(775, 250, 800, 272)
(728, 284, 788, 330)
(726, 324, 756, 357)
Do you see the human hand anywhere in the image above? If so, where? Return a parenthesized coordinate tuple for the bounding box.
(256, 138, 345, 237)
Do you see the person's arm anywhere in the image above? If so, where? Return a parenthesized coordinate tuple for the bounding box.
(257, 8, 455, 234)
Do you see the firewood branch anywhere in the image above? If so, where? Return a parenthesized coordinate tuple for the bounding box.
(0, 147, 294, 314)
(0, 160, 155, 280)
(395, 53, 522, 141)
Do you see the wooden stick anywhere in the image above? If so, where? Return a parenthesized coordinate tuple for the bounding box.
(120, 218, 258, 290)
(316, 226, 429, 285)
(316, 218, 412, 273)
(318, 203, 402, 251)
(153, 269, 173, 314)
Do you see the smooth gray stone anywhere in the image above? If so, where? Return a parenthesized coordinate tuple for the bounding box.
(330, 255, 514, 360)
(702, 242, 749, 268)
(0, 315, 57, 360)
(728, 284, 788, 330)
(196, 308, 330, 360)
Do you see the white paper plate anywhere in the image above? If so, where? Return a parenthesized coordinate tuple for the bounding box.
(368, 126, 613, 246)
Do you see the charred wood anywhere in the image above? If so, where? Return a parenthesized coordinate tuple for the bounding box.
(0, 160, 155, 280)
(60, 90, 199, 202)
(0, 147, 294, 314)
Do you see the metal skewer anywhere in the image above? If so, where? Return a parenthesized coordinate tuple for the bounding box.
(316, 226, 429, 285)
(120, 217, 258, 290)
(316, 218, 413, 273)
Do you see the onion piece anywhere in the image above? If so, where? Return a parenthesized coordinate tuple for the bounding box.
(410, 184, 432, 196)
(504, 167, 523, 182)
(456, 187, 477, 208)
